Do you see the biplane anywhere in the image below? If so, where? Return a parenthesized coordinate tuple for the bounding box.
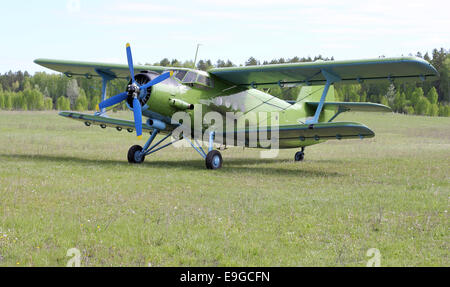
(34, 44, 438, 169)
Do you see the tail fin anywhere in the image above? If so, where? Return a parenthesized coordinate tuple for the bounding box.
(296, 85, 335, 103)
(297, 85, 336, 122)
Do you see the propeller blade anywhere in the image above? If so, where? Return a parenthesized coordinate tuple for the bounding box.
(126, 43, 135, 83)
(132, 97, 143, 139)
(96, 92, 127, 111)
(139, 71, 173, 91)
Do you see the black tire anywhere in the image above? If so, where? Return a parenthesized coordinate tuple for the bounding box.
(128, 145, 145, 164)
(205, 150, 223, 170)
(294, 151, 304, 162)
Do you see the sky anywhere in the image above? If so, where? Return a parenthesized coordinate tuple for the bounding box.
(0, 0, 448, 74)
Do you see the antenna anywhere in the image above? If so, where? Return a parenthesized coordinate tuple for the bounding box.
(193, 43, 202, 69)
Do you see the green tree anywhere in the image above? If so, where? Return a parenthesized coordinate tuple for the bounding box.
(245, 57, 259, 66)
(4, 92, 12, 110)
(429, 103, 439, 116)
(159, 58, 170, 66)
(12, 80, 20, 92)
(438, 105, 449, 117)
(14, 92, 27, 110)
(404, 105, 415, 115)
(380, 95, 389, 106)
(415, 97, 430, 115)
(360, 91, 367, 102)
(426, 87, 438, 104)
(89, 95, 100, 111)
(410, 87, 424, 105)
(25, 88, 44, 110)
(440, 56, 450, 102)
(75, 89, 88, 111)
(57, 96, 70, 110)
(393, 91, 406, 112)
(44, 97, 53, 110)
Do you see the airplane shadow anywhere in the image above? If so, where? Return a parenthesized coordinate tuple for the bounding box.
(0, 153, 342, 178)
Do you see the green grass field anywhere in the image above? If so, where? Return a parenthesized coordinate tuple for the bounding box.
(0, 111, 448, 266)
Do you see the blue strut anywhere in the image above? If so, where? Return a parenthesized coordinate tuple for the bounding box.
(185, 131, 216, 159)
(95, 69, 116, 115)
(306, 69, 341, 124)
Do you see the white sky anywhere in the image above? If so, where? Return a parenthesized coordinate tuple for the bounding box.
(0, 0, 448, 73)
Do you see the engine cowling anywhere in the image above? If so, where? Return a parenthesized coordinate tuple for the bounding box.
(126, 72, 160, 109)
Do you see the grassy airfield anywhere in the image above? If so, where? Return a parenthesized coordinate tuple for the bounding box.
(0, 111, 448, 266)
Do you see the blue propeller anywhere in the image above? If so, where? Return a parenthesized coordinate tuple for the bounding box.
(96, 43, 173, 139)
(140, 71, 173, 91)
(97, 92, 127, 111)
(126, 43, 135, 84)
(133, 97, 142, 139)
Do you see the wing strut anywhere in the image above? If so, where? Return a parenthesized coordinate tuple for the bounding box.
(95, 69, 117, 115)
(306, 69, 341, 124)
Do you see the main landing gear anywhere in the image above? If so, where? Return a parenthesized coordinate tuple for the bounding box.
(127, 129, 223, 170)
(128, 145, 145, 163)
(186, 131, 223, 170)
(294, 147, 305, 162)
(127, 129, 181, 164)
(205, 150, 223, 170)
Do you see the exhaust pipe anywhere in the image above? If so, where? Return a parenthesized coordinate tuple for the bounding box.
(169, 98, 194, 110)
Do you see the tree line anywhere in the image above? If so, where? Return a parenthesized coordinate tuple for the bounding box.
(0, 48, 448, 116)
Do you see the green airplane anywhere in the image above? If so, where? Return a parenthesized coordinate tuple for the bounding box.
(34, 44, 439, 169)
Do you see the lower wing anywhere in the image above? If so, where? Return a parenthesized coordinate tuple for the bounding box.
(58, 111, 172, 134)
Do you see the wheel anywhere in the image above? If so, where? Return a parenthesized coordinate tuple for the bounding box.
(128, 145, 145, 164)
(294, 151, 304, 162)
(205, 150, 223, 170)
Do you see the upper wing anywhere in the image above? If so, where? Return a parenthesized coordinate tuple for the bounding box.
(34, 59, 170, 79)
(306, 102, 392, 112)
(209, 57, 439, 87)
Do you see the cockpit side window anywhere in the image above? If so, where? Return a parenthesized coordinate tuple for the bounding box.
(174, 70, 187, 81)
(183, 71, 197, 83)
(196, 74, 211, 87)
(166, 69, 213, 88)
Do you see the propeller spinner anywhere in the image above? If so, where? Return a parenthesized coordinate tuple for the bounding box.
(96, 43, 173, 139)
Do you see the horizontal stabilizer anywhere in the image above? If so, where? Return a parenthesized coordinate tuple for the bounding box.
(306, 102, 392, 112)
(222, 121, 375, 148)
(274, 121, 375, 140)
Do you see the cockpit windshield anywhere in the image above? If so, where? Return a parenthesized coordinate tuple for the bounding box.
(168, 69, 214, 88)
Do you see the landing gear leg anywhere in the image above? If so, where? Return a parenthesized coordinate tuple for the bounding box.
(205, 131, 223, 169)
(127, 129, 180, 164)
(186, 131, 223, 169)
(295, 147, 305, 162)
